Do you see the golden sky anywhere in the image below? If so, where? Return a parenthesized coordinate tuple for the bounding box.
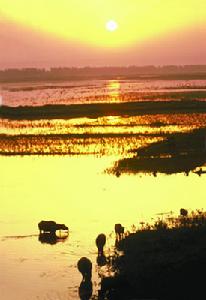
(0, 0, 206, 67)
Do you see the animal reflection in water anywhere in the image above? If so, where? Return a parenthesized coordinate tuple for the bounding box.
(77, 257, 93, 300)
(96, 234, 107, 266)
(38, 232, 68, 245)
(38, 220, 69, 245)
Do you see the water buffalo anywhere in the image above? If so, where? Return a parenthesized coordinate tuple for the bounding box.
(77, 257, 92, 281)
(115, 223, 124, 239)
(38, 220, 68, 234)
(77, 257, 93, 300)
(95, 233, 106, 256)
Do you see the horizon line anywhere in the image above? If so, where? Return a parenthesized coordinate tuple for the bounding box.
(1, 64, 206, 71)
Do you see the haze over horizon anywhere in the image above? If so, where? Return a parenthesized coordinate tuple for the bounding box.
(0, 0, 205, 69)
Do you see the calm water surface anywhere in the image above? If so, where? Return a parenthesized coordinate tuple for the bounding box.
(1, 79, 206, 300)
(1, 79, 206, 106)
(1, 155, 206, 300)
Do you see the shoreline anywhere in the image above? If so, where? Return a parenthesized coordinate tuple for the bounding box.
(100, 210, 206, 299)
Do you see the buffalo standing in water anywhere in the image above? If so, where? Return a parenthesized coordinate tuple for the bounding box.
(96, 234, 107, 266)
(95, 233, 106, 256)
(38, 220, 68, 234)
(77, 257, 93, 300)
(115, 223, 124, 240)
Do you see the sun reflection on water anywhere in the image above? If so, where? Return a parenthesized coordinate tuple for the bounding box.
(1, 112, 205, 156)
(2, 79, 206, 107)
(0, 135, 163, 156)
(106, 80, 121, 102)
(1, 113, 204, 136)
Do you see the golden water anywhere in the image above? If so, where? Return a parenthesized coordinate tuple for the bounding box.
(1, 155, 206, 300)
(1, 78, 206, 299)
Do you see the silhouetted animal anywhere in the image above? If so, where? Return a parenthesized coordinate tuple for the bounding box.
(56, 223, 68, 231)
(77, 257, 92, 281)
(38, 220, 68, 234)
(115, 223, 124, 239)
(180, 208, 188, 217)
(193, 168, 206, 176)
(95, 234, 106, 256)
(77, 257, 93, 300)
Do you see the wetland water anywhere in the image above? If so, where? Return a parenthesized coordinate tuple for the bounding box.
(1, 79, 206, 299)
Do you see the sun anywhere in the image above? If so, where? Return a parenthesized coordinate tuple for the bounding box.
(105, 20, 118, 32)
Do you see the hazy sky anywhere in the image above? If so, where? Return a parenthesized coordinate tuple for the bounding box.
(0, 0, 206, 68)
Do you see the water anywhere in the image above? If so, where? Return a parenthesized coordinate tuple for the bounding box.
(1, 155, 206, 300)
(1, 79, 206, 299)
(1, 79, 206, 107)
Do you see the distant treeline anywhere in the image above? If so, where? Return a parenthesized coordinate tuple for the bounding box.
(1, 65, 206, 82)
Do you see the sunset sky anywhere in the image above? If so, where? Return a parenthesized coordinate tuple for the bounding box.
(0, 0, 206, 68)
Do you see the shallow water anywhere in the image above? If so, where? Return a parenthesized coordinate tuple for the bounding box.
(1, 79, 206, 107)
(1, 155, 206, 300)
(1, 79, 206, 299)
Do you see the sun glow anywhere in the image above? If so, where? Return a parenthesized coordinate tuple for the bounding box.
(0, 0, 205, 47)
(106, 20, 118, 32)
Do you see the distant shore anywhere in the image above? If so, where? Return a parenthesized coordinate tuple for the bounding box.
(1, 65, 206, 82)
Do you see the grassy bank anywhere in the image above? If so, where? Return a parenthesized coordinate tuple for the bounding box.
(101, 210, 206, 299)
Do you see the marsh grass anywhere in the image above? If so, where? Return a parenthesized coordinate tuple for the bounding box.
(113, 127, 206, 175)
(1, 100, 206, 120)
(103, 210, 206, 299)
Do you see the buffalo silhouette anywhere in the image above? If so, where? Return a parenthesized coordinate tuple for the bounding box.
(77, 257, 92, 281)
(95, 233, 106, 256)
(38, 220, 68, 234)
(115, 223, 124, 240)
(77, 257, 93, 300)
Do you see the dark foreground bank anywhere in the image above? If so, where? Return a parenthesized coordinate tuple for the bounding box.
(100, 210, 206, 300)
